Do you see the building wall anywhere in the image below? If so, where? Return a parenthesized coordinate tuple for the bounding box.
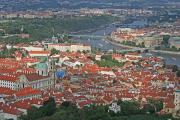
(0, 80, 17, 90)
(36, 68, 48, 76)
(29, 54, 50, 57)
(169, 42, 180, 49)
(30, 78, 54, 90)
(0, 111, 5, 120)
(164, 108, 174, 114)
(135, 36, 163, 48)
(3, 113, 19, 120)
(21, 47, 44, 51)
(174, 91, 180, 111)
(16, 94, 41, 101)
(169, 37, 180, 49)
(16, 75, 53, 90)
(48, 44, 91, 52)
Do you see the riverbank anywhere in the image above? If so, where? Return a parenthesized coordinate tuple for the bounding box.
(106, 37, 180, 55)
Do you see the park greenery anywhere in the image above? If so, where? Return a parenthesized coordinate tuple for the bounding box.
(172, 65, 180, 77)
(0, 15, 115, 44)
(95, 55, 124, 68)
(0, 47, 18, 58)
(176, 70, 180, 77)
(50, 48, 59, 56)
(19, 97, 177, 120)
(20, 97, 56, 120)
(2, 37, 34, 44)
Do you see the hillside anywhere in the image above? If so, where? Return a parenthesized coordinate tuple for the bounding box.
(0, 0, 177, 11)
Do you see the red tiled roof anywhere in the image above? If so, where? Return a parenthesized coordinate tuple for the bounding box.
(25, 73, 49, 82)
(0, 68, 17, 73)
(15, 87, 41, 97)
(0, 75, 18, 82)
(77, 100, 92, 108)
(0, 104, 23, 115)
(21, 57, 39, 63)
(0, 87, 15, 95)
(11, 100, 32, 110)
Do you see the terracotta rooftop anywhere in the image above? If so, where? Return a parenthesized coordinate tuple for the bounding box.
(24, 73, 50, 82)
(0, 87, 15, 95)
(15, 87, 41, 97)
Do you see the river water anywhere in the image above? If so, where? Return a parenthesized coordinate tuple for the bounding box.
(73, 21, 180, 67)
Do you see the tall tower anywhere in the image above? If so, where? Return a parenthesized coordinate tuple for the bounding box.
(52, 27, 58, 43)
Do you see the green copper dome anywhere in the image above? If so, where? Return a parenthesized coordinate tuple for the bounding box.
(36, 63, 48, 69)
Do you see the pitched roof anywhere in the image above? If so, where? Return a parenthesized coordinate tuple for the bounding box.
(24, 73, 50, 82)
(0, 87, 15, 95)
(15, 87, 41, 97)
(0, 75, 18, 82)
(11, 100, 32, 110)
(0, 104, 23, 115)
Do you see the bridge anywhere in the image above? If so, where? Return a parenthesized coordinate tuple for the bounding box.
(57, 33, 148, 53)
(116, 48, 147, 53)
(57, 33, 106, 39)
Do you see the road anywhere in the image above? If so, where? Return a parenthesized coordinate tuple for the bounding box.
(107, 38, 180, 55)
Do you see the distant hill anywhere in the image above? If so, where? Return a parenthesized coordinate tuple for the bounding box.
(0, 0, 60, 11)
(0, 0, 178, 11)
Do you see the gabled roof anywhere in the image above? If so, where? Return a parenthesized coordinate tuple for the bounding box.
(0, 103, 23, 115)
(24, 73, 50, 82)
(11, 100, 32, 110)
(15, 87, 41, 97)
(0, 87, 15, 95)
(0, 75, 18, 82)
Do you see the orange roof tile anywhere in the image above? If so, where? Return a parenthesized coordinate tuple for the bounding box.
(15, 87, 41, 97)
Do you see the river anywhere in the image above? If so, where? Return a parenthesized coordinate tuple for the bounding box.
(73, 21, 180, 67)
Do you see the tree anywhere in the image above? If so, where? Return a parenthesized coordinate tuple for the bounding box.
(77, 50, 81, 53)
(162, 35, 170, 45)
(61, 101, 72, 108)
(119, 100, 140, 115)
(147, 99, 163, 113)
(20, 106, 43, 120)
(172, 65, 179, 72)
(28, 106, 43, 119)
(142, 104, 155, 114)
(176, 70, 180, 77)
(0, 31, 5, 36)
(171, 46, 177, 51)
(20, 97, 56, 120)
(155, 46, 161, 50)
(51, 48, 59, 55)
(66, 50, 70, 52)
(141, 42, 145, 48)
(33, 101, 175, 120)
(42, 97, 56, 116)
